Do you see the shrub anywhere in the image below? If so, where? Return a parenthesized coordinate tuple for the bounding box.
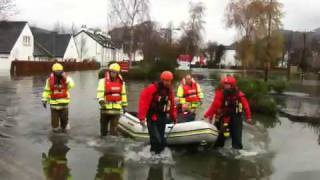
(268, 78, 287, 94)
(237, 77, 277, 116)
(251, 96, 277, 116)
(124, 67, 148, 80)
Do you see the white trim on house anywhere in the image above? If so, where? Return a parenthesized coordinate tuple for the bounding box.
(63, 36, 79, 61)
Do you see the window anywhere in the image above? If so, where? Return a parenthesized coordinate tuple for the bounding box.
(23, 36, 31, 46)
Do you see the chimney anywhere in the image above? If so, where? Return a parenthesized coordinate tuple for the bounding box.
(81, 25, 87, 32)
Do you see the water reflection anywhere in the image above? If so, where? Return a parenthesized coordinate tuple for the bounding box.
(95, 152, 124, 180)
(209, 155, 273, 180)
(146, 165, 174, 180)
(147, 166, 163, 180)
(41, 135, 72, 180)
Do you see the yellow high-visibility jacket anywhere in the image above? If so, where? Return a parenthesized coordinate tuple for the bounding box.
(42, 153, 72, 180)
(176, 82, 204, 109)
(96, 77, 128, 114)
(42, 76, 75, 109)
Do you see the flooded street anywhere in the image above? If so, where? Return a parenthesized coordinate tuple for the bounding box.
(1, 70, 320, 180)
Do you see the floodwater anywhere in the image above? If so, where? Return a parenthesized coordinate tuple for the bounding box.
(0, 70, 320, 180)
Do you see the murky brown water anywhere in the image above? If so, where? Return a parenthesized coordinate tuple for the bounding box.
(0, 70, 320, 180)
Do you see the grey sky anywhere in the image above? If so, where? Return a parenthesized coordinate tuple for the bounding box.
(12, 0, 320, 45)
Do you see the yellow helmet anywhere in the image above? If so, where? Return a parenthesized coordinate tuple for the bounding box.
(109, 63, 121, 72)
(52, 63, 63, 72)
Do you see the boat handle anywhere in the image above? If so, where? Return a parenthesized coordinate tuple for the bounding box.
(167, 125, 174, 129)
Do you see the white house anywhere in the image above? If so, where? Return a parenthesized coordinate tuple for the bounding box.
(74, 29, 124, 67)
(31, 27, 79, 61)
(0, 21, 34, 71)
(220, 49, 238, 67)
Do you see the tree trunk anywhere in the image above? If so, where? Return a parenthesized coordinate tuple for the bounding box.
(265, 0, 273, 82)
(264, 62, 270, 82)
(287, 64, 291, 80)
(129, 27, 134, 66)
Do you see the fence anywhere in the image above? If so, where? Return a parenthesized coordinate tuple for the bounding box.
(10, 60, 100, 76)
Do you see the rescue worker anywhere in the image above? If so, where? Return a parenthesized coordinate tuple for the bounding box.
(138, 71, 177, 154)
(97, 63, 128, 136)
(204, 76, 252, 149)
(176, 74, 204, 122)
(42, 136, 72, 180)
(42, 63, 75, 133)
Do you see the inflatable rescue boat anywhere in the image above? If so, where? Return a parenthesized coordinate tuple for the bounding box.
(118, 113, 219, 145)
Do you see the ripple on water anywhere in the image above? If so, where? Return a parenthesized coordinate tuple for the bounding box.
(125, 145, 175, 165)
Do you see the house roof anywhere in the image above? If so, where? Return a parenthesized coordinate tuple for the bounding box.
(0, 21, 28, 54)
(31, 27, 54, 34)
(31, 27, 72, 58)
(75, 30, 115, 49)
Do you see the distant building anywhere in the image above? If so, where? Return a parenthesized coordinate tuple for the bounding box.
(220, 45, 239, 67)
(177, 54, 192, 70)
(0, 21, 34, 70)
(221, 50, 237, 67)
(74, 28, 125, 67)
(31, 27, 79, 61)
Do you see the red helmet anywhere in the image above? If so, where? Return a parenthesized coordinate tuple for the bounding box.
(160, 71, 174, 81)
(221, 76, 237, 86)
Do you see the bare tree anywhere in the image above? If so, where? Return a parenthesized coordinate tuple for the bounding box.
(226, 0, 283, 81)
(205, 41, 217, 62)
(0, 0, 15, 20)
(161, 22, 180, 44)
(180, 2, 206, 56)
(70, 22, 79, 35)
(264, 0, 283, 81)
(108, 0, 150, 63)
(78, 35, 88, 60)
(53, 21, 67, 34)
(215, 44, 226, 65)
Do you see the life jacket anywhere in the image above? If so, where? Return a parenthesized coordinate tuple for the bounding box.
(149, 82, 172, 118)
(104, 71, 123, 102)
(222, 88, 243, 116)
(181, 79, 200, 103)
(213, 89, 243, 138)
(49, 73, 68, 99)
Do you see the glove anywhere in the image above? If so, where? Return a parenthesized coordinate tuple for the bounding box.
(246, 119, 253, 125)
(172, 117, 177, 124)
(42, 101, 47, 109)
(99, 100, 106, 109)
(140, 120, 146, 128)
(62, 72, 67, 79)
(203, 115, 210, 121)
(123, 107, 127, 113)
